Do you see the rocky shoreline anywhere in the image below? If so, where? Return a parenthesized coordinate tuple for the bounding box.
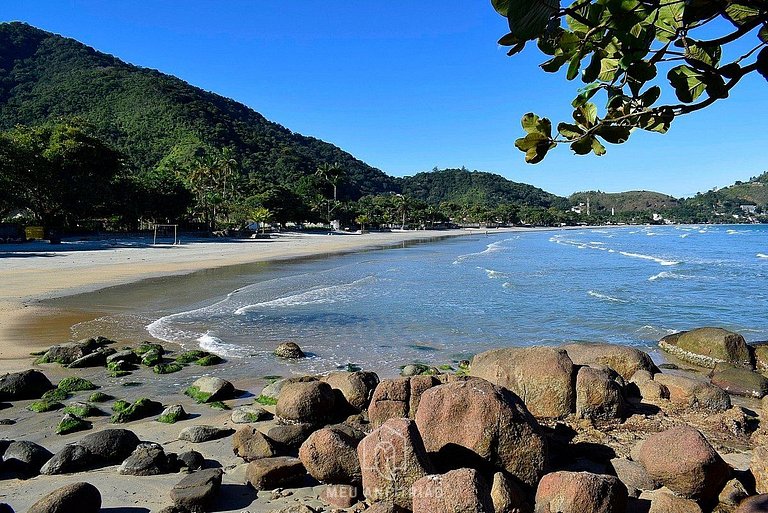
(1, 328, 767, 512)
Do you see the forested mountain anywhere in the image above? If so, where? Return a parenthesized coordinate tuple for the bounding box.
(401, 168, 567, 208)
(569, 190, 681, 213)
(0, 22, 396, 199)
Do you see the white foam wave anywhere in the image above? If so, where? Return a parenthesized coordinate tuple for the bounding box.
(483, 268, 507, 279)
(502, 282, 513, 289)
(619, 251, 680, 266)
(453, 239, 510, 264)
(588, 290, 629, 303)
(757, 253, 768, 259)
(234, 276, 375, 313)
(197, 333, 248, 358)
(648, 271, 697, 281)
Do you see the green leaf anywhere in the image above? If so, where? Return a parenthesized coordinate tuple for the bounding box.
(596, 125, 631, 143)
(683, 0, 722, 24)
(541, 55, 569, 72)
(703, 73, 728, 99)
(570, 136, 594, 155)
(558, 122, 585, 139)
(684, 42, 722, 68)
(654, 0, 684, 42)
(591, 137, 607, 155)
(498, 32, 520, 46)
(636, 108, 675, 133)
(567, 53, 582, 80)
(572, 82, 602, 108)
(757, 47, 768, 81)
(639, 85, 661, 105)
(598, 58, 621, 82)
(724, 3, 761, 26)
(506, 0, 561, 41)
(667, 65, 706, 102)
(521, 113, 553, 137)
(507, 42, 527, 56)
(492, 0, 513, 16)
(759, 26, 768, 44)
(573, 102, 599, 127)
(583, 52, 603, 83)
(515, 132, 555, 164)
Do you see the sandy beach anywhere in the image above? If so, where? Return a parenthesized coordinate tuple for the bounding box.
(0, 229, 493, 366)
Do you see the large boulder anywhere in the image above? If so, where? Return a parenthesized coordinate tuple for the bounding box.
(0, 370, 54, 400)
(368, 376, 440, 427)
(491, 472, 533, 513)
(563, 342, 657, 380)
(40, 444, 92, 475)
(118, 443, 175, 476)
(246, 456, 306, 490)
(609, 458, 654, 497)
(752, 445, 768, 494)
(323, 371, 380, 412)
(470, 347, 575, 418)
(358, 418, 432, 509)
(170, 468, 223, 511)
(534, 471, 628, 513)
(654, 373, 731, 412)
(2, 440, 52, 477)
(267, 423, 316, 451)
(710, 364, 768, 398)
(575, 366, 626, 420)
(736, 495, 768, 513)
(636, 426, 730, 503)
(659, 328, 753, 368)
(321, 484, 362, 509)
(299, 427, 361, 484)
(185, 376, 235, 403)
(411, 468, 494, 513)
(274, 341, 305, 358)
(79, 428, 141, 463)
(415, 379, 547, 487)
(640, 490, 703, 513)
(276, 381, 336, 424)
(232, 426, 278, 461)
(27, 482, 101, 513)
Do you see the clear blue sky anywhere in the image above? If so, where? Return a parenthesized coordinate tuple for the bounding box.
(3, 1, 767, 197)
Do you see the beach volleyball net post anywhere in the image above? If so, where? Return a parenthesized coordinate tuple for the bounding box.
(153, 224, 179, 245)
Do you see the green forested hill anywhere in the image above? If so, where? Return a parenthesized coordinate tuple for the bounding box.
(569, 190, 681, 212)
(0, 22, 396, 199)
(716, 172, 768, 206)
(401, 168, 567, 208)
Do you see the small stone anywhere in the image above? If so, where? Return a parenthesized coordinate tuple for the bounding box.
(610, 458, 654, 497)
(320, 484, 361, 508)
(231, 405, 271, 424)
(710, 363, 768, 398)
(246, 456, 306, 490)
(233, 426, 278, 461)
(56, 413, 92, 435)
(119, 443, 173, 476)
(267, 423, 316, 450)
(40, 444, 92, 475)
(178, 425, 234, 443)
(158, 404, 187, 424)
(641, 490, 703, 513)
(718, 478, 748, 507)
(106, 349, 140, 365)
(275, 341, 305, 359)
(170, 468, 223, 510)
(299, 427, 361, 484)
(177, 450, 204, 471)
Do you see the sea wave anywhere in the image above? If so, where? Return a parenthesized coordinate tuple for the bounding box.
(648, 271, 697, 281)
(234, 275, 376, 313)
(619, 251, 680, 266)
(587, 290, 629, 303)
(453, 238, 511, 264)
(483, 268, 507, 279)
(758, 253, 768, 259)
(197, 333, 249, 358)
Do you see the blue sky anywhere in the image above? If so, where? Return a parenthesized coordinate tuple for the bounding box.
(3, 1, 767, 197)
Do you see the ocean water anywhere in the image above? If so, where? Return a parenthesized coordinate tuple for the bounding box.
(144, 225, 768, 378)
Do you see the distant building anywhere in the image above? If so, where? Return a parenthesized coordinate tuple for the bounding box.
(741, 205, 757, 214)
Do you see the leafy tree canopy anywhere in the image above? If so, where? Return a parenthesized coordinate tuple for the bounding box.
(492, 0, 768, 162)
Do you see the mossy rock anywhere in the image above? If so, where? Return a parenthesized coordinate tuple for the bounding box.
(255, 394, 277, 406)
(112, 400, 131, 413)
(63, 402, 102, 418)
(28, 399, 63, 412)
(176, 351, 209, 364)
(110, 397, 163, 423)
(195, 354, 223, 366)
(107, 360, 134, 372)
(438, 364, 455, 371)
(42, 388, 71, 401)
(660, 328, 753, 368)
(154, 363, 183, 374)
(157, 405, 186, 424)
(262, 375, 283, 382)
(141, 349, 163, 366)
(108, 370, 132, 378)
(88, 392, 113, 402)
(56, 413, 91, 435)
(57, 377, 99, 393)
(136, 342, 165, 355)
(208, 401, 230, 410)
(184, 386, 212, 403)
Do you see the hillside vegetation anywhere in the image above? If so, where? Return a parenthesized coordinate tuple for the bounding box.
(569, 191, 680, 213)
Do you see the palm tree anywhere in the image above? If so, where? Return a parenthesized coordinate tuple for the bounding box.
(315, 162, 345, 226)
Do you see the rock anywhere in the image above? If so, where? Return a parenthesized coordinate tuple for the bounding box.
(755, 343, 768, 373)
(159, 404, 187, 424)
(261, 376, 317, 400)
(534, 471, 628, 513)
(736, 495, 768, 513)
(299, 427, 361, 484)
(470, 346, 575, 418)
(79, 428, 141, 463)
(233, 426, 278, 461)
(267, 423, 316, 451)
(179, 425, 234, 443)
(141, 348, 163, 366)
(358, 418, 432, 509)
(640, 490, 703, 513)
(276, 381, 336, 424)
(660, 327, 753, 368)
(636, 379, 670, 403)
(752, 445, 768, 494)
(56, 376, 98, 393)
(323, 371, 380, 412)
(654, 373, 732, 412)
(171, 468, 223, 510)
(412, 468, 494, 513)
(110, 397, 163, 423)
(27, 482, 101, 513)
(67, 351, 108, 368)
(106, 349, 140, 365)
(0, 370, 54, 400)
(576, 366, 626, 420)
(246, 456, 306, 490)
(409, 375, 440, 417)
(56, 412, 91, 435)
(414, 379, 547, 487)
(636, 425, 729, 502)
(178, 450, 204, 471)
(231, 405, 270, 424)
(321, 484, 361, 508)
(40, 444, 92, 475)
(610, 458, 654, 497)
(119, 442, 173, 476)
(563, 342, 658, 380)
(2, 440, 52, 477)
(491, 472, 532, 513)
(275, 341, 305, 358)
(711, 364, 768, 398)
(0, 504, 12, 513)
(185, 376, 235, 403)
(719, 478, 749, 508)
(367, 376, 442, 427)
(38, 340, 95, 365)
